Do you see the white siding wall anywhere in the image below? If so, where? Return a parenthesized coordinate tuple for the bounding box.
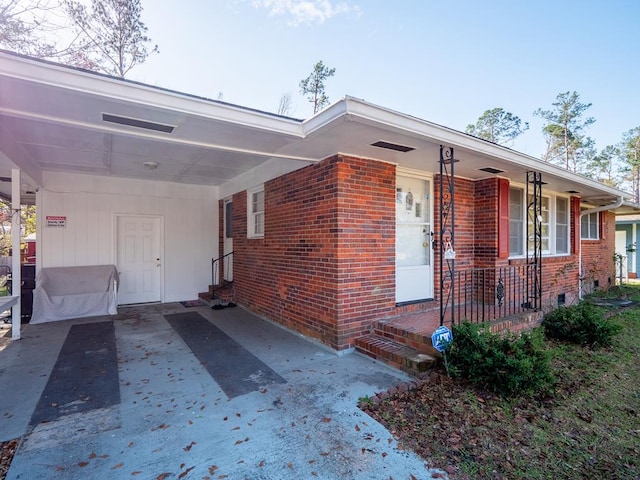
(38, 172, 218, 303)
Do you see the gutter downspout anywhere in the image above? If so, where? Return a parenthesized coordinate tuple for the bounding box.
(578, 197, 624, 299)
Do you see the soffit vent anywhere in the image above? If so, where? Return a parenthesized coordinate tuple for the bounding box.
(102, 113, 175, 134)
(565, 190, 580, 194)
(479, 167, 504, 174)
(371, 140, 415, 153)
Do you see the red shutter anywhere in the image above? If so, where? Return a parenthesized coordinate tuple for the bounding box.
(498, 179, 510, 258)
(571, 196, 580, 253)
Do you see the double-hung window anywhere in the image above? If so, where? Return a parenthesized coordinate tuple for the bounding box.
(509, 187, 569, 257)
(580, 210, 599, 240)
(247, 185, 264, 238)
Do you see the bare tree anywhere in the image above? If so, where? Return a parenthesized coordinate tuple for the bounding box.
(277, 92, 294, 116)
(64, 0, 158, 77)
(0, 0, 66, 56)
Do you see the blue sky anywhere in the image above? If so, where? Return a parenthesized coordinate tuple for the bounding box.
(130, 0, 639, 159)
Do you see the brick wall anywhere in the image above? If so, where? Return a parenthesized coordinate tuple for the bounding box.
(581, 210, 616, 294)
(227, 154, 616, 350)
(231, 155, 395, 350)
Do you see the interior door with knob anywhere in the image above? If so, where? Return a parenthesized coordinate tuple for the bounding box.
(116, 215, 162, 305)
(396, 175, 433, 303)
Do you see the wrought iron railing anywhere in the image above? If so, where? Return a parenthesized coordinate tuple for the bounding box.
(211, 252, 233, 296)
(450, 264, 538, 324)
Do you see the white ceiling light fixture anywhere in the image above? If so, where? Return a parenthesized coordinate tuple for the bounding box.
(143, 161, 158, 170)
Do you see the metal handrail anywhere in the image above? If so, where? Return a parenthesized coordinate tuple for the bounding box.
(211, 252, 233, 296)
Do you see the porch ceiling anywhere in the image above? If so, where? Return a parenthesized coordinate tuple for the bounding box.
(0, 50, 632, 208)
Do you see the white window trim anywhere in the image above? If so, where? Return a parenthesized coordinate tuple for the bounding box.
(580, 210, 600, 240)
(509, 185, 570, 258)
(247, 185, 264, 239)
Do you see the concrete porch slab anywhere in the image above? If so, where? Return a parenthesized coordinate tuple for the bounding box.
(0, 304, 446, 479)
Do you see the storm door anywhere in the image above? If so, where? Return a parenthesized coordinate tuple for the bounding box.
(396, 175, 434, 303)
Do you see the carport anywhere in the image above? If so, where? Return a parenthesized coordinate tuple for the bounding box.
(0, 50, 318, 340)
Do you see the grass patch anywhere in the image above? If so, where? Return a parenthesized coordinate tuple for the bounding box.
(362, 288, 640, 479)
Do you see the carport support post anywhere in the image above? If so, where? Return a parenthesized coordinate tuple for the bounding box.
(11, 168, 21, 340)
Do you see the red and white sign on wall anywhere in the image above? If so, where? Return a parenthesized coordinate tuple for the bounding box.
(46, 215, 66, 228)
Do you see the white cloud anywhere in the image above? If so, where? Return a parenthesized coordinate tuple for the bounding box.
(251, 0, 361, 26)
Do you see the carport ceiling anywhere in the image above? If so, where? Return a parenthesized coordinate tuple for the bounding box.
(0, 51, 630, 207)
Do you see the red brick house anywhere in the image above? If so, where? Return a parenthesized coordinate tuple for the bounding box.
(1, 51, 636, 362)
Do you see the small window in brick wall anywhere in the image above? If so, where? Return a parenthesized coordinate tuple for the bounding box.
(594, 279, 599, 289)
(247, 185, 265, 238)
(557, 293, 566, 306)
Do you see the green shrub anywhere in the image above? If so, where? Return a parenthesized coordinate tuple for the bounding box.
(542, 303, 621, 347)
(447, 322, 553, 397)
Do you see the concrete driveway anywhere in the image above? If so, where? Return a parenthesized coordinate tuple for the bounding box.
(0, 303, 445, 479)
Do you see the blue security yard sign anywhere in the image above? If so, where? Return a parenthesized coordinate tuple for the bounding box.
(431, 325, 453, 352)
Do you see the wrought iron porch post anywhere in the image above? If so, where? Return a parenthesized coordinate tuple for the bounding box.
(439, 145, 455, 326)
(526, 171, 542, 310)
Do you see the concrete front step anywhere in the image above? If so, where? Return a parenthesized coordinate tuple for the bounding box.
(354, 333, 436, 377)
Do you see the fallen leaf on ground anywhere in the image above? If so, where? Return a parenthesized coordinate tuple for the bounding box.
(183, 441, 196, 452)
(178, 466, 194, 478)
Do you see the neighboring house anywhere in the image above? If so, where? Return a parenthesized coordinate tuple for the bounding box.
(615, 214, 640, 279)
(1, 51, 638, 367)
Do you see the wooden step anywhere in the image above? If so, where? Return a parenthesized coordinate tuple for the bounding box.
(355, 333, 436, 376)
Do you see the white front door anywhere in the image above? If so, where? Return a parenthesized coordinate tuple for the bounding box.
(116, 215, 162, 304)
(223, 199, 233, 282)
(615, 230, 628, 279)
(396, 175, 433, 303)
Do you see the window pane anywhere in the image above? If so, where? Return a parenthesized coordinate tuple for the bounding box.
(510, 189, 523, 220)
(556, 225, 568, 253)
(589, 213, 597, 238)
(509, 188, 523, 255)
(254, 212, 264, 235)
(510, 220, 523, 255)
(556, 198, 568, 253)
(252, 191, 264, 213)
(556, 198, 567, 223)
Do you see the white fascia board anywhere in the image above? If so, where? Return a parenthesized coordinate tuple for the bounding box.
(300, 98, 349, 135)
(339, 96, 631, 201)
(0, 52, 304, 137)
